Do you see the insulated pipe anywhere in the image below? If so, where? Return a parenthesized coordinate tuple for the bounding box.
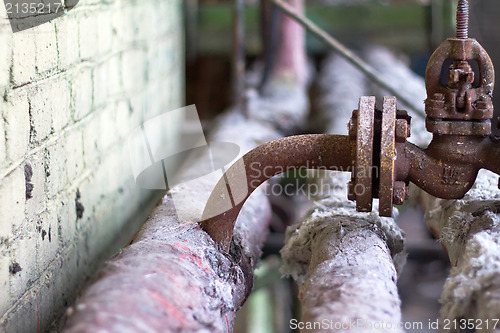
(200, 134, 355, 251)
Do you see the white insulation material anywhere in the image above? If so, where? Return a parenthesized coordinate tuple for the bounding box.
(425, 171, 500, 332)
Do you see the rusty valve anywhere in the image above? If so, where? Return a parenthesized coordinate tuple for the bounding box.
(425, 0, 494, 136)
(200, 0, 500, 251)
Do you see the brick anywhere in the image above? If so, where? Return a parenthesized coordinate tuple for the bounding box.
(82, 112, 100, 168)
(127, 91, 147, 128)
(103, 146, 128, 194)
(98, 105, 118, 152)
(52, 247, 80, 310)
(0, 166, 25, 240)
(97, 10, 113, 56)
(132, 4, 153, 42)
(34, 23, 58, 76)
(9, 222, 38, 302)
(144, 83, 164, 119)
(36, 270, 56, 331)
(64, 130, 84, 181)
(55, 13, 80, 70)
(122, 49, 146, 93)
(50, 78, 71, 132)
(71, 68, 93, 121)
(75, 177, 94, 230)
(92, 64, 107, 109)
(44, 140, 67, 198)
(111, 6, 134, 50)
(11, 31, 36, 86)
(28, 85, 53, 145)
(36, 209, 59, 271)
(56, 191, 76, 245)
(78, 13, 99, 61)
(24, 151, 46, 218)
(0, 253, 9, 318)
(107, 55, 122, 97)
(93, 55, 121, 107)
(4, 89, 30, 162)
(115, 100, 131, 139)
(0, 29, 12, 89)
(29, 78, 71, 141)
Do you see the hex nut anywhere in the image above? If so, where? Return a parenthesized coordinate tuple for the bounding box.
(395, 119, 410, 143)
(393, 181, 407, 205)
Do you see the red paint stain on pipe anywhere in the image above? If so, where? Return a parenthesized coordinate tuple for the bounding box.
(175, 243, 211, 273)
(149, 291, 185, 324)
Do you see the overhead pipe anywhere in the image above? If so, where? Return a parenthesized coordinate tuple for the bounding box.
(200, 134, 355, 250)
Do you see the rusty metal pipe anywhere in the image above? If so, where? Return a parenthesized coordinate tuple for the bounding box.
(396, 134, 500, 200)
(201, 115, 500, 251)
(200, 134, 355, 251)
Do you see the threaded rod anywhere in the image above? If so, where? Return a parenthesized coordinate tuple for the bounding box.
(456, 0, 469, 39)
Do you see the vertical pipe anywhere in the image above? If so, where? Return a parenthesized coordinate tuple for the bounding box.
(273, 0, 306, 87)
(232, 0, 246, 109)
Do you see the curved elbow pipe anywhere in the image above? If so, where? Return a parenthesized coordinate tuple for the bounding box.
(400, 141, 479, 199)
(200, 134, 355, 251)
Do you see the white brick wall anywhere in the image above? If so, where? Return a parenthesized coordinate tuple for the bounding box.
(0, 0, 184, 330)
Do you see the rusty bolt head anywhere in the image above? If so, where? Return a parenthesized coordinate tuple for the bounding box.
(347, 180, 356, 201)
(448, 69, 460, 86)
(393, 181, 407, 206)
(395, 119, 410, 143)
(448, 61, 474, 87)
(474, 99, 489, 111)
(448, 69, 474, 86)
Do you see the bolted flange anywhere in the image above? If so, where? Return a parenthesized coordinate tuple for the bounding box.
(348, 96, 375, 212)
(349, 96, 411, 217)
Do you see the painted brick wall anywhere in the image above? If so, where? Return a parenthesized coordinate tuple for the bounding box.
(0, 0, 184, 331)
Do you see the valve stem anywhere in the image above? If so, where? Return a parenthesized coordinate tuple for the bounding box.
(456, 0, 469, 39)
